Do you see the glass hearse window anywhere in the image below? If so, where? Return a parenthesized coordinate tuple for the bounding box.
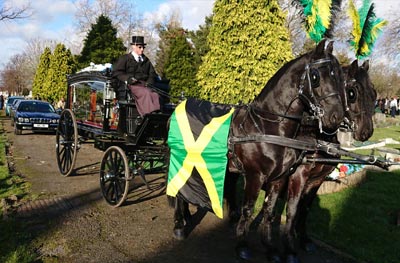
(70, 81, 105, 123)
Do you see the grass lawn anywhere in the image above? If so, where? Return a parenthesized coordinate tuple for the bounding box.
(306, 124, 400, 262)
(308, 169, 400, 262)
(251, 123, 400, 262)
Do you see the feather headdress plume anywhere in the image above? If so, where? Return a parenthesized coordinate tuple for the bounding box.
(293, 0, 342, 43)
(348, 0, 387, 59)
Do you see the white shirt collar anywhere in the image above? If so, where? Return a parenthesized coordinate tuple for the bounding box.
(131, 52, 141, 62)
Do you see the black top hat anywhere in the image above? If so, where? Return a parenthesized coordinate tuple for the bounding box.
(130, 36, 146, 45)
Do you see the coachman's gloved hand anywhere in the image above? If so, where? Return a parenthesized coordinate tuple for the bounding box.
(128, 77, 138, 85)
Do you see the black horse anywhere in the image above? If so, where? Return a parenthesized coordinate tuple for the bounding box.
(168, 39, 346, 260)
(281, 60, 376, 262)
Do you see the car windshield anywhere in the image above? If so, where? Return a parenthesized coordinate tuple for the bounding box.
(8, 98, 18, 104)
(19, 102, 55, 113)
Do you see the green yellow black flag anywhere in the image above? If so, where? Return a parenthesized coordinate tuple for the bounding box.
(167, 98, 234, 218)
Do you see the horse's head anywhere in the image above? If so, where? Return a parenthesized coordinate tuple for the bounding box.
(299, 39, 345, 134)
(343, 60, 377, 141)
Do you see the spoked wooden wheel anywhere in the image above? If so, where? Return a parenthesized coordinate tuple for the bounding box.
(56, 109, 78, 177)
(100, 146, 130, 207)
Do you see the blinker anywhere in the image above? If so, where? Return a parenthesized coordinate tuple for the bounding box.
(310, 68, 320, 89)
(347, 87, 357, 104)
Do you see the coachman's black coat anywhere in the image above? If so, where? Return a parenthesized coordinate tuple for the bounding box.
(112, 53, 157, 86)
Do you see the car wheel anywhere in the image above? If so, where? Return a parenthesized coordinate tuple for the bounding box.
(15, 126, 22, 135)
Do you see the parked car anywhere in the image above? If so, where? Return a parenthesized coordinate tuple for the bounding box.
(10, 99, 25, 126)
(13, 100, 60, 135)
(5, 96, 24, 116)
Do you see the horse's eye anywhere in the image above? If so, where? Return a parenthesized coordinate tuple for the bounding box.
(347, 87, 357, 103)
(310, 68, 320, 88)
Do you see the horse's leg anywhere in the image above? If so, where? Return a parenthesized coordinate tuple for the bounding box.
(224, 171, 241, 225)
(295, 166, 333, 253)
(282, 166, 309, 263)
(260, 182, 283, 263)
(295, 186, 319, 252)
(172, 196, 191, 240)
(235, 175, 262, 260)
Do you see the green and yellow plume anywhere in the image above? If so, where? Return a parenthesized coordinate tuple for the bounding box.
(348, 0, 387, 59)
(295, 0, 342, 43)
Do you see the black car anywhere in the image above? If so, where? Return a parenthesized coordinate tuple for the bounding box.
(10, 99, 25, 127)
(13, 100, 60, 135)
(5, 96, 24, 116)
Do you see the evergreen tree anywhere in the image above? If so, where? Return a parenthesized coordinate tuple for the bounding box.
(77, 14, 126, 69)
(42, 44, 77, 103)
(32, 47, 51, 99)
(188, 14, 213, 68)
(197, 0, 293, 104)
(155, 17, 183, 78)
(164, 30, 198, 99)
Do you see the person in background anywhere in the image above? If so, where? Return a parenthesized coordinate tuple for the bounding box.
(0, 95, 4, 110)
(389, 96, 398, 118)
(112, 36, 160, 116)
(56, 97, 65, 110)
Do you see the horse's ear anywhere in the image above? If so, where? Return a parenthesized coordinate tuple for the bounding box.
(361, 60, 370, 72)
(326, 41, 334, 54)
(349, 59, 359, 77)
(315, 39, 327, 57)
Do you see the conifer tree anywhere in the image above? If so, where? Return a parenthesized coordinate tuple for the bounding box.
(77, 14, 126, 69)
(197, 0, 293, 104)
(155, 17, 183, 78)
(164, 30, 198, 99)
(188, 14, 213, 67)
(32, 47, 51, 99)
(42, 44, 77, 103)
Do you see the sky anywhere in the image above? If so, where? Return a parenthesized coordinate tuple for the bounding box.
(0, 0, 215, 69)
(0, 0, 398, 71)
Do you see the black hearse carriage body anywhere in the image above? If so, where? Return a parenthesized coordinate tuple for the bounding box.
(55, 64, 174, 206)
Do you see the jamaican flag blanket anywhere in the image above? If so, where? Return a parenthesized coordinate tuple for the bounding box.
(166, 98, 234, 219)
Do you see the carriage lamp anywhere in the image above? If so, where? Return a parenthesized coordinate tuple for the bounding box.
(104, 80, 115, 101)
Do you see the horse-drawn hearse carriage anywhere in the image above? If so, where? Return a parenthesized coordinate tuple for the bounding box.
(55, 42, 395, 263)
(55, 64, 176, 207)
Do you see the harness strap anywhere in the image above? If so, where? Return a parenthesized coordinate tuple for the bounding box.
(229, 134, 340, 153)
(250, 105, 304, 122)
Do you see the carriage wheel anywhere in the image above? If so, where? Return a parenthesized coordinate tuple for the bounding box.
(100, 146, 130, 207)
(56, 109, 78, 177)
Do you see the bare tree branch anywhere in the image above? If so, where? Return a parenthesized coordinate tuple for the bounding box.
(0, 4, 32, 21)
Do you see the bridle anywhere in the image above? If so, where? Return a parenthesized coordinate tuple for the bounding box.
(242, 56, 343, 137)
(298, 57, 342, 135)
(341, 77, 370, 133)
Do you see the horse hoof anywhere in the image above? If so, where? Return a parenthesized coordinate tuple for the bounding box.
(235, 245, 252, 260)
(173, 228, 186, 240)
(286, 254, 300, 263)
(303, 242, 316, 253)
